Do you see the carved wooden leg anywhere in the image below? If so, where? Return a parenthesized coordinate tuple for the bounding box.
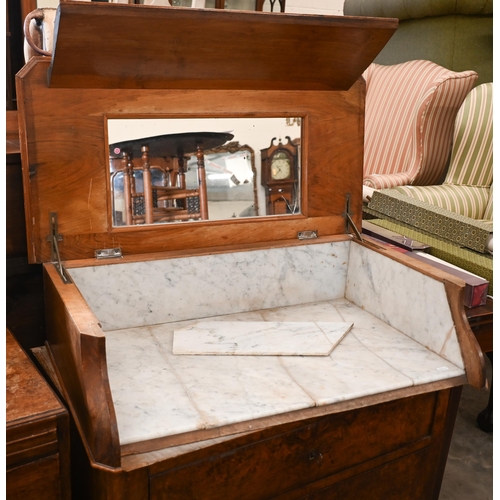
(477, 351, 493, 432)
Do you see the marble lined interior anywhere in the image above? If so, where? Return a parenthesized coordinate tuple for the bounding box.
(105, 299, 465, 446)
(172, 321, 353, 356)
(67, 240, 466, 446)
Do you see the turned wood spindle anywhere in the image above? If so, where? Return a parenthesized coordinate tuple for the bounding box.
(122, 151, 133, 226)
(141, 145, 154, 225)
(196, 142, 209, 220)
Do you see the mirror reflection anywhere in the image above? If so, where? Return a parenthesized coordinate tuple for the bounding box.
(108, 117, 301, 226)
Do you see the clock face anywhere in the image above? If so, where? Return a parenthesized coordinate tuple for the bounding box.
(271, 153, 291, 180)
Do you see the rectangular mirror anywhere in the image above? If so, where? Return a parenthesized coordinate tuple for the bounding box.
(108, 117, 302, 226)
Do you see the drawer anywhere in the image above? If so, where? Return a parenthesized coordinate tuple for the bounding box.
(6, 454, 63, 500)
(150, 392, 437, 499)
(6, 417, 59, 467)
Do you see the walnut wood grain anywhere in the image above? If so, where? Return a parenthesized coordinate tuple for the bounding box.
(6, 329, 71, 500)
(17, 58, 366, 263)
(48, 3, 397, 91)
(43, 265, 120, 468)
(67, 386, 463, 500)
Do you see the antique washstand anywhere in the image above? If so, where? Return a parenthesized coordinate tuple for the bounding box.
(17, 3, 484, 498)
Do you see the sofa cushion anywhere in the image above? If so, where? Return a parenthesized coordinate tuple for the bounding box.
(363, 60, 477, 189)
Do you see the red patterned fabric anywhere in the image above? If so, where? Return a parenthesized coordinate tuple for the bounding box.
(363, 60, 477, 189)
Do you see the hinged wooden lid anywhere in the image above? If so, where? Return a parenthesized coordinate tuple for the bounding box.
(48, 2, 396, 91)
(16, 4, 397, 264)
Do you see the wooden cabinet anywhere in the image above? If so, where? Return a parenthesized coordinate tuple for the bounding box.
(15, 4, 484, 499)
(6, 329, 71, 499)
(145, 390, 458, 499)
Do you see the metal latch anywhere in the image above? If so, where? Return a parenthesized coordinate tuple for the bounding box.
(297, 230, 318, 240)
(46, 212, 72, 284)
(343, 194, 364, 242)
(95, 248, 123, 260)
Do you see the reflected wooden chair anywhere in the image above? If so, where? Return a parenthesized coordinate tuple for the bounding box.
(110, 131, 233, 225)
(113, 146, 207, 225)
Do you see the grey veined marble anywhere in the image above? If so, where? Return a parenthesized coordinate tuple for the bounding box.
(68, 240, 466, 447)
(172, 320, 353, 356)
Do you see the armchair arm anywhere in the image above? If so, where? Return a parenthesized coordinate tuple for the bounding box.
(363, 172, 413, 189)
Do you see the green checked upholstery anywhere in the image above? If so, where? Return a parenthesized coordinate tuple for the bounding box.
(362, 60, 477, 190)
(391, 83, 493, 221)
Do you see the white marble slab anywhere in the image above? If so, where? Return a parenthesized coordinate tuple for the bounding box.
(68, 241, 350, 331)
(105, 298, 465, 447)
(104, 325, 205, 445)
(345, 243, 464, 369)
(71, 239, 467, 447)
(172, 321, 353, 356)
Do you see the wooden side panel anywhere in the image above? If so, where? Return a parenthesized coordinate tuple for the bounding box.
(43, 264, 121, 467)
(17, 58, 364, 263)
(444, 280, 486, 389)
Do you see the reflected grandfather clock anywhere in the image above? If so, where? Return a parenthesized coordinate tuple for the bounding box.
(261, 136, 299, 215)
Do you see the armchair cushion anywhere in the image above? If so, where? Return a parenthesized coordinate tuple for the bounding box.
(363, 60, 477, 189)
(391, 184, 490, 219)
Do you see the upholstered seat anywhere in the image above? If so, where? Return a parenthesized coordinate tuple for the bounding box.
(389, 83, 493, 222)
(362, 60, 477, 190)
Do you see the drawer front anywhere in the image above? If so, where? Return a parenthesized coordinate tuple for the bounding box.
(284, 448, 436, 500)
(6, 454, 62, 500)
(6, 417, 59, 467)
(150, 392, 438, 499)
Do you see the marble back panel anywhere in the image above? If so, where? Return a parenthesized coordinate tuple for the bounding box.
(68, 241, 351, 331)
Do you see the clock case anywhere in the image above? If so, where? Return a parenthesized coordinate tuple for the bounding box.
(261, 137, 299, 215)
(16, 3, 484, 499)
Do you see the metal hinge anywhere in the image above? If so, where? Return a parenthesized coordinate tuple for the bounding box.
(343, 194, 364, 242)
(297, 230, 318, 240)
(95, 248, 123, 260)
(46, 212, 72, 284)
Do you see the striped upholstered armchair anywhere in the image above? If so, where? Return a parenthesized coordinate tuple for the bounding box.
(362, 60, 478, 191)
(367, 83, 493, 254)
(387, 83, 493, 222)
